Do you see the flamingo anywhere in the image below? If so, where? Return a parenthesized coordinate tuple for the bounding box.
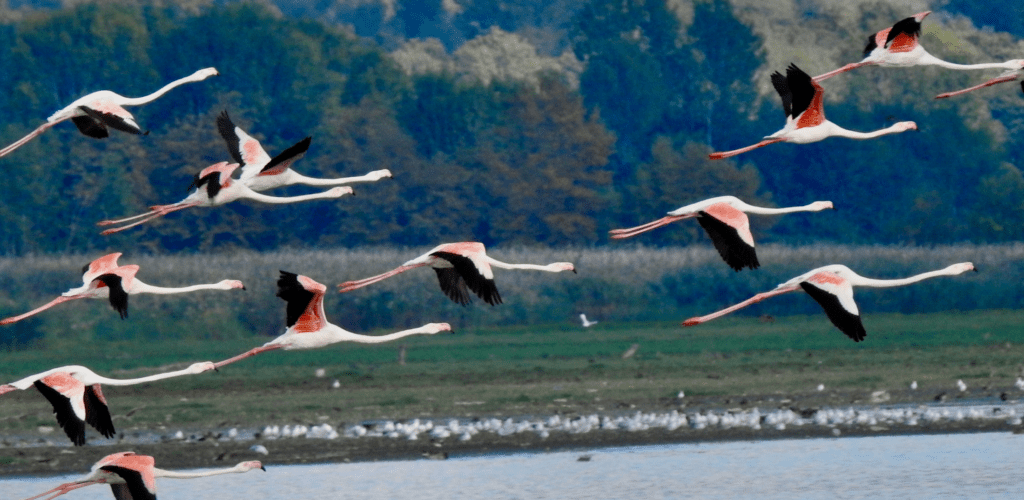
(609, 196, 834, 271)
(213, 271, 451, 368)
(96, 161, 354, 234)
(20, 451, 263, 500)
(0, 68, 219, 159)
(0, 363, 216, 446)
(0, 253, 244, 325)
(813, 11, 1024, 88)
(337, 242, 576, 306)
(217, 110, 392, 191)
(708, 64, 916, 160)
(681, 262, 976, 341)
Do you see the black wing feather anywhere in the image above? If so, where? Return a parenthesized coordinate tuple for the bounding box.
(885, 16, 922, 49)
(101, 466, 157, 500)
(187, 171, 223, 198)
(862, 33, 879, 58)
(799, 282, 866, 342)
(78, 106, 146, 135)
(84, 385, 116, 439)
(217, 110, 245, 165)
(432, 267, 473, 305)
(261, 136, 312, 174)
(71, 115, 109, 139)
(276, 271, 315, 328)
(770, 70, 793, 118)
(95, 274, 129, 319)
(431, 252, 503, 306)
(785, 64, 816, 119)
(33, 380, 86, 446)
(697, 212, 759, 271)
(109, 484, 135, 500)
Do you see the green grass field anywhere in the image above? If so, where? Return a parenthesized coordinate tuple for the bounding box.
(3, 309, 1023, 436)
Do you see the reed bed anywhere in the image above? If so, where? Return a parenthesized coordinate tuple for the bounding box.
(0, 243, 1020, 349)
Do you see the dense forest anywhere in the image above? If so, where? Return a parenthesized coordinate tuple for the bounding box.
(0, 0, 1021, 257)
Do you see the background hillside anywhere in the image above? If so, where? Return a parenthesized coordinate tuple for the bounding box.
(0, 0, 1021, 255)
(0, 0, 1021, 347)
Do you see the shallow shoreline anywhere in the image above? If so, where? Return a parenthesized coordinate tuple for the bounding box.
(4, 397, 1022, 479)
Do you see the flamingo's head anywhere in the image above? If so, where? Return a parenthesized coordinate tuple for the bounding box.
(425, 323, 453, 334)
(551, 262, 576, 274)
(812, 201, 835, 211)
(194, 67, 220, 80)
(893, 121, 917, 132)
(237, 461, 265, 472)
(948, 262, 977, 274)
(913, 11, 931, 22)
(187, 362, 217, 374)
(220, 279, 246, 290)
(328, 186, 355, 197)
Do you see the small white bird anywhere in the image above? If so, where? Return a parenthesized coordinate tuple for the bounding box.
(677, 390, 685, 399)
(315, 368, 326, 378)
(332, 379, 341, 389)
(1015, 377, 1024, 391)
(250, 444, 269, 455)
(579, 314, 598, 327)
(816, 384, 825, 392)
(957, 379, 967, 392)
(910, 381, 918, 390)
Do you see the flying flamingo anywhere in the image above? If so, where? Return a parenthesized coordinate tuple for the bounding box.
(609, 196, 834, 271)
(96, 161, 354, 234)
(708, 64, 916, 160)
(813, 12, 1024, 88)
(0, 252, 244, 325)
(214, 271, 451, 368)
(681, 262, 976, 341)
(0, 363, 216, 446)
(20, 451, 263, 500)
(338, 242, 577, 306)
(217, 111, 392, 191)
(0, 68, 219, 159)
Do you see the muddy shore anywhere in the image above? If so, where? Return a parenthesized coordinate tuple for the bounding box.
(5, 390, 1022, 478)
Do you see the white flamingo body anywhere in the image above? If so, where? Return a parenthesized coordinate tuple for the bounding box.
(812, 11, 1024, 97)
(338, 242, 576, 306)
(682, 262, 976, 342)
(217, 111, 392, 191)
(610, 196, 833, 271)
(97, 161, 353, 234)
(0, 363, 215, 446)
(0, 68, 218, 159)
(20, 451, 263, 500)
(709, 64, 916, 160)
(0, 253, 244, 325)
(214, 271, 451, 368)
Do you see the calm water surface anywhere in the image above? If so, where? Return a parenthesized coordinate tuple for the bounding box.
(6, 432, 1022, 499)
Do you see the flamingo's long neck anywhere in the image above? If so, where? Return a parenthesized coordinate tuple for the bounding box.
(129, 280, 230, 295)
(485, 259, 571, 273)
(328, 324, 438, 344)
(827, 123, 910, 140)
(848, 265, 971, 289)
(152, 464, 251, 479)
(917, 52, 1018, 71)
(117, 72, 211, 107)
(740, 203, 829, 215)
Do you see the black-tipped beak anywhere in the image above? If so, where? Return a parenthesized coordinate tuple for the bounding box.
(260, 466, 266, 471)
(572, 269, 578, 274)
(973, 266, 979, 273)
(242, 285, 247, 291)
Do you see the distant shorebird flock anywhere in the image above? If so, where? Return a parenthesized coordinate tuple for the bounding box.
(1, 10, 1006, 499)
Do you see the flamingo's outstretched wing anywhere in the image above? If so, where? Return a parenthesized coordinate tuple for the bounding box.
(79, 105, 146, 135)
(33, 380, 87, 446)
(431, 252, 502, 306)
(100, 466, 156, 500)
(84, 385, 115, 439)
(799, 281, 866, 341)
(696, 213, 759, 271)
(276, 271, 316, 328)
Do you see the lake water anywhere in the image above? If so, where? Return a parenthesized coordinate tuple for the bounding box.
(5, 432, 1023, 499)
